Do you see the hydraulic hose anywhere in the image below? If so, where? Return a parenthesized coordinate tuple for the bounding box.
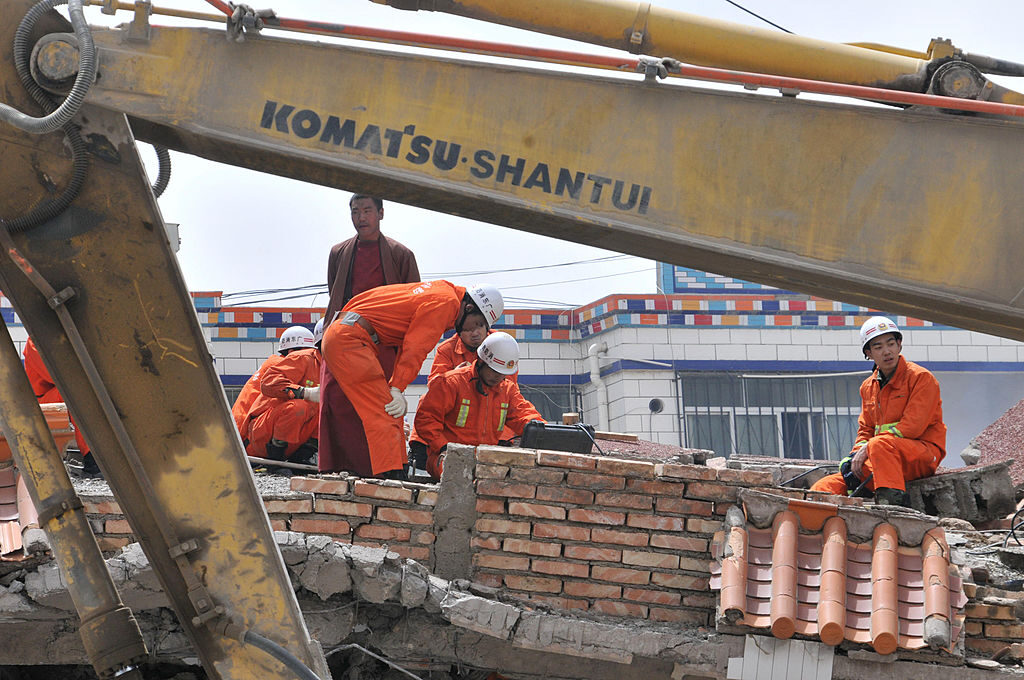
(242, 631, 322, 680)
(151, 144, 171, 198)
(3, 0, 96, 134)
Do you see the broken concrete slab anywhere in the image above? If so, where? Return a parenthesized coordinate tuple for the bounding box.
(906, 461, 1015, 523)
(440, 590, 521, 639)
(432, 443, 478, 581)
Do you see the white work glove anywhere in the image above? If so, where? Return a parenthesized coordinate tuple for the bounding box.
(384, 387, 407, 418)
(302, 386, 320, 403)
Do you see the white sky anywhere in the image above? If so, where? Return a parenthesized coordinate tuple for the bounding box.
(82, 0, 1024, 310)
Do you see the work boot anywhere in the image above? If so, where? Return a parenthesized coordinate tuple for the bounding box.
(377, 468, 407, 481)
(408, 441, 428, 472)
(289, 438, 318, 467)
(263, 439, 291, 476)
(874, 487, 910, 507)
(70, 452, 104, 480)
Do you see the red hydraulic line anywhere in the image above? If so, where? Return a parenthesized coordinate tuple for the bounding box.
(198, 5, 1024, 118)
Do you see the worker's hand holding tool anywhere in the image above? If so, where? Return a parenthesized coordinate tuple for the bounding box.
(384, 387, 407, 417)
(302, 386, 320, 403)
(851, 443, 868, 478)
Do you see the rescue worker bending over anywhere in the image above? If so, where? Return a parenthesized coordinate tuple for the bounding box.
(414, 333, 543, 480)
(322, 281, 504, 480)
(240, 325, 322, 469)
(811, 316, 946, 506)
(408, 306, 516, 472)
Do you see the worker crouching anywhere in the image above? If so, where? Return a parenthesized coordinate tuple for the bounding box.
(414, 332, 543, 480)
(811, 316, 946, 506)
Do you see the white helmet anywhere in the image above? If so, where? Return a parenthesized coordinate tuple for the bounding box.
(467, 284, 504, 328)
(279, 326, 315, 354)
(859, 316, 902, 353)
(313, 318, 325, 344)
(477, 332, 519, 375)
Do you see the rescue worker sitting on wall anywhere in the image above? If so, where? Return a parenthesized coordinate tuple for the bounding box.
(414, 332, 544, 481)
(239, 324, 322, 471)
(322, 280, 504, 481)
(407, 304, 517, 472)
(810, 316, 946, 507)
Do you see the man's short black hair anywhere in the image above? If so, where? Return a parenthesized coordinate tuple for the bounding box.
(349, 194, 384, 211)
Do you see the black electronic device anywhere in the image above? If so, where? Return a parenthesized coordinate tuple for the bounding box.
(519, 421, 596, 454)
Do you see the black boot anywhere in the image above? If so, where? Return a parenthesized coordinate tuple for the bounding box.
(874, 487, 910, 507)
(289, 438, 318, 467)
(264, 439, 291, 476)
(409, 441, 428, 472)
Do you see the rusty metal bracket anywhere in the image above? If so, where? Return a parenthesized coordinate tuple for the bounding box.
(628, 2, 652, 54)
(169, 538, 200, 559)
(126, 1, 151, 42)
(36, 492, 84, 525)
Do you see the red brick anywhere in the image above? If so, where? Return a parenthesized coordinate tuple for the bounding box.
(414, 531, 436, 545)
(567, 471, 625, 490)
(533, 560, 589, 578)
(592, 528, 648, 547)
(104, 519, 132, 534)
(564, 545, 622, 562)
(353, 480, 414, 502)
(355, 525, 411, 541)
(269, 519, 288, 532)
(536, 486, 595, 505)
(264, 498, 313, 514)
(385, 545, 430, 561)
(503, 538, 562, 557)
(717, 468, 775, 485)
(315, 499, 373, 517)
(527, 594, 589, 611)
(591, 566, 650, 585)
(476, 480, 536, 499)
(474, 572, 504, 589)
(474, 553, 530, 570)
(655, 497, 714, 516)
(623, 588, 681, 606)
(290, 477, 349, 495)
(504, 574, 562, 593)
(683, 593, 717, 609)
(536, 451, 596, 470)
(290, 517, 351, 537)
(472, 536, 502, 550)
(965, 603, 1016, 620)
(592, 600, 648, 617)
(509, 501, 567, 520)
(651, 572, 708, 590)
(476, 518, 531, 535)
(678, 555, 712, 573)
(477, 448, 537, 467)
(649, 607, 708, 625)
(656, 464, 716, 481)
(83, 500, 121, 515)
(595, 458, 655, 478)
(510, 468, 566, 485)
(626, 514, 684, 532)
(685, 482, 738, 502)
(567, 508, 626, 525)
(650, 534, 708, 552)
(964, 621, 983, 636)
(564, 581, 622, 599)
(686, 518, 721, 534)
(625, 479, 685, 496)
(416, 490, 438, 506)
(376, 507, 433, 525)
(966, 638, 1011, 655)
(97, 537, 130, 552)
(534, 523, 591, 541)
(475, 464, 510, 479)
(594, 492, 652, 510)
(623, 551, 680, 569)
(476, 498, 506, 514)
(985, 623, 1024, 638)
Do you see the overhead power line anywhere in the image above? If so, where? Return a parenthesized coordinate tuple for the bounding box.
(722, 0, 792, 34)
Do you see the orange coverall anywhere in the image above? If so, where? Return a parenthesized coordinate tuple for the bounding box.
(23, 338, 89, 455)
(241, 348, 321, 460)
(322, 280, 466, 476)
(414, 363, 543, 479)
(812, 355, 945, 494)
(231, 353, 287, 435)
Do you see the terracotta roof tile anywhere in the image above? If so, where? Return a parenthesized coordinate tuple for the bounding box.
(711, 494, 967, 657)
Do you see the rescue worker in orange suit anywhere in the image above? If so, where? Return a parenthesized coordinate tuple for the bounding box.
(414, 333, 543, 480)
(408, 310, 515, 472)
(320, 194, 420, 473)
(321, 281, 504, 479)
(240, 326, 322, 468)
(23, 337, 100, 477)
(810, 316, 945, 506)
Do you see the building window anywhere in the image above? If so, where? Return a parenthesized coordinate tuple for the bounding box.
(678, 372, 866, 460)
(518, 384, 583, 424)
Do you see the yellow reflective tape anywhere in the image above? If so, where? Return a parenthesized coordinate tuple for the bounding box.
(498, 402, 509, 432)
(875, 422, 902, 436)
(455, 398, 471, 428)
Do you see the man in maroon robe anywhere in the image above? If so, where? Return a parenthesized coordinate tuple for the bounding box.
(319, 195, 419, 475)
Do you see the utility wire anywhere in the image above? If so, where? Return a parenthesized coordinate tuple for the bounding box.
(421, 254, 631, 278)
(722, 0, 792, 33)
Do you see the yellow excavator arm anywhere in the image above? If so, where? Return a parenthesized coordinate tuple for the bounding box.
(0, 1, 1022, 679)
